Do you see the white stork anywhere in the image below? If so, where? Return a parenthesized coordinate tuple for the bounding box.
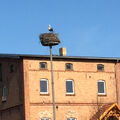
(48, 24, 53, 32)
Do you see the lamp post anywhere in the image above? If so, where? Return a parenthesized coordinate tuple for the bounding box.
(39, 28, 60, 120)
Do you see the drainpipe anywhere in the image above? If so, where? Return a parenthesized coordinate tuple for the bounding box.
(115, 59, 119, 105)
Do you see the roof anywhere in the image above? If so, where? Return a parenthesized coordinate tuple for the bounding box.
(90, 103, 112, 120)
(90, 103, 120, 120)
(0, 53, 119, 62)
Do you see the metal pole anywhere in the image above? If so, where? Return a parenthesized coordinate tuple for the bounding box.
(50, 46, 56, 120)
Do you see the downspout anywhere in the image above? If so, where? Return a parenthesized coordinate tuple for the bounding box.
(115, 59, 119, 104)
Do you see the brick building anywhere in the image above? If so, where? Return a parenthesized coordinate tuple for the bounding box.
(0, 52, 120, 120)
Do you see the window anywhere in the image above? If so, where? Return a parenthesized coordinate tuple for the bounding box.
(41, 118, 51, 120)
(67, 118, 77, 120)
(10, 64, 14, 73)
(97, 64, 104, 71)
(66, 63, 73, 70)
(98, 80, 106, 95)
(0, 64, 2, 82)
(66, 80, 74, 94)
(40, 62, 47, 69)
(40, 79, 48, 94)
(2, 86, 7, 101)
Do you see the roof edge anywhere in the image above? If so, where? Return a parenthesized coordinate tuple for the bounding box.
(0, 53, 119, 61)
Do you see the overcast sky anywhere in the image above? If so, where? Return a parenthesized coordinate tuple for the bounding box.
(0, 0, 120, 57)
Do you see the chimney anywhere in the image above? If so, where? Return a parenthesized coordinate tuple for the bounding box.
(59, 47, 67, 56)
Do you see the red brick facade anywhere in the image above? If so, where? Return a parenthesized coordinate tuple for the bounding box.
(0, 55, 120, 120)
(0, 57, 24, 120)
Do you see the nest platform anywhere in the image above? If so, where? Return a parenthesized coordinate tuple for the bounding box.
(40, 33, 60, 46)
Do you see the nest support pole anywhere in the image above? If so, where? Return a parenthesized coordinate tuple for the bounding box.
(50, 46, 56, 120)
(40, 32, 60, 120)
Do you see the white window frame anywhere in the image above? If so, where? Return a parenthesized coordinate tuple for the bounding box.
(66, 80, 74, 95)
(67, 118, 77, 120)
(98, 80, 106, 95)
(41, 118, 51, 120)
(40, 79, 48, 94)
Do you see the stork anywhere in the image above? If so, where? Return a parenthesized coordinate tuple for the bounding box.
(48, 24, 53, 32)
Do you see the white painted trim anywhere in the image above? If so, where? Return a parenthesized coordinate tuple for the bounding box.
(40, 79, 48, 94)
(66, 80, 74, 94)
(98, 80, 106, 95)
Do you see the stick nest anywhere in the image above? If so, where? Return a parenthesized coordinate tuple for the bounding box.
(40, 33, 60, 46)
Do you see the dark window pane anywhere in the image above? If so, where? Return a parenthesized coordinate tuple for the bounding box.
(66, 81, 73, 93)
(41, 118, 50, 120)
(3, 86, 7, 99)
(10, 64, 14, 73)
(0, 64, 2, 82)
(40, 80, 47, 92)
(40, 62, 47, 69)
(66, 63, 73, 70)
(72, 119, 76, 120)
(67, 118, 76, 120)
(97, 64, 104, 71)
(98, 81, 105, 93)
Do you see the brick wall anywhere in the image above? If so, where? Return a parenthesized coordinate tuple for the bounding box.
(117, 62, 120, 105)
(23, 59, 116, 120)
(0, 58, 24, 120)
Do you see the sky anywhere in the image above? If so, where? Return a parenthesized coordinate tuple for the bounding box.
(0, 0, 120, 57)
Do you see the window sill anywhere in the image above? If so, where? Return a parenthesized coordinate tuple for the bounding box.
(66, 93, 75, 96)
(65, 70, 73, 72)
(97, 70, 104, 72)
(2, 97, 6, 102)
(40, 68, 48, 70)
(40, 93, 50, 96)
(98, 93, 106, 96)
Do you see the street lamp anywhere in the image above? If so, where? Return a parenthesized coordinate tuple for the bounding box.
(39, 25, 60, 120)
